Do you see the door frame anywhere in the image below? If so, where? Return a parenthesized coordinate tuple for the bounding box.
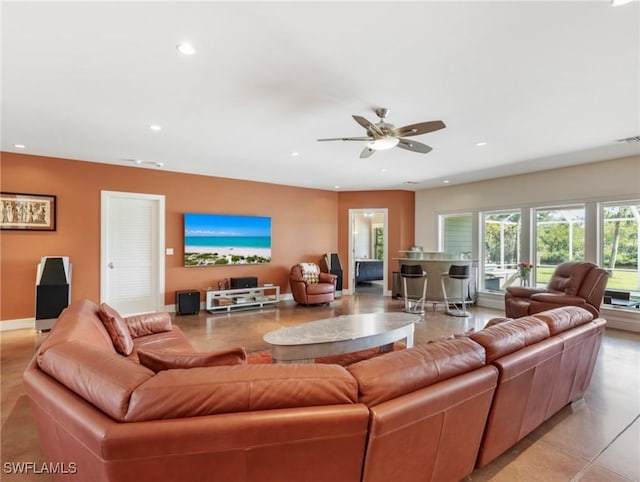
(100, 190, 165, 313)
(347, 208, 389, 296)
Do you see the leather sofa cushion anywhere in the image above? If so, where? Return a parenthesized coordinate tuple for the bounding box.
(125, 312, 172, 338)
(38, 299, 115, 355)
(125, 363, 358, 422)
(347, 337, 486, 406)
(484, 317, 513, 328)
(532, 306, 593, 335)
(38, 341, 154, 421)
(98, 303, 135, 356)
(128, 326, 195, 362)
(470, 317, 550, 363)
(138, 347, 247, 372)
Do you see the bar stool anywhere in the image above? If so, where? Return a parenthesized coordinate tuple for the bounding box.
(400, 264, 428, 314)
(440, 265, 471, 317)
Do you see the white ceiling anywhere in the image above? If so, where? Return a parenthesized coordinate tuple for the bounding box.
(2, 1, 639, 191)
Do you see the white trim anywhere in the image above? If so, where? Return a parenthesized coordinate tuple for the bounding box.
(0, 318, 35, 331)
(600, 306, 640, 332)
(476, 291, 505, 311)
(348, 208, 389, 295)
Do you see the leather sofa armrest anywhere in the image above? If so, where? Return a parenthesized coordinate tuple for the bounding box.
(530, 293, 586, 305)
(125, 312, 172, 338)
(505, 286, 546, 298)
(319, 272, 337, 285)
(290, 276, 308, 286)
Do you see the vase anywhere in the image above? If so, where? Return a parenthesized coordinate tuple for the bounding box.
(520, 278, 529, 287)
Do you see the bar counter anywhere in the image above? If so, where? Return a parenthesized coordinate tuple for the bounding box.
(393, 257, 477, 305)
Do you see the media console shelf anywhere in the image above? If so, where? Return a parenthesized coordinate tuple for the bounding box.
(205, 285, 280, 313)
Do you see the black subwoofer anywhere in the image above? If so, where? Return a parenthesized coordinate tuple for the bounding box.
(176, 290, 200, 315)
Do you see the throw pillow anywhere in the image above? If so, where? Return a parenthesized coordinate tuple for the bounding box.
(98, 303, 135, 356)
(137, 347, 248, 373)
(299, 263, 320, 284)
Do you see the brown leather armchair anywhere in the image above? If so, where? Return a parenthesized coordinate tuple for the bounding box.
(505, 261, 608, 318)
(290, 263, 337, 305)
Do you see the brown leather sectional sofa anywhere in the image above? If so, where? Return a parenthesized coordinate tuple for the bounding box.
(23, 300, 605, 482)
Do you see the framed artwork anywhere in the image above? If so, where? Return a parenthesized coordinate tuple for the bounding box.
(0, 192, 56, 231)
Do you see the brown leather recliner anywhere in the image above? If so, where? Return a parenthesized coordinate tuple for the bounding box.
(505, 261, 608, 318)
(290, 263, 337, 305)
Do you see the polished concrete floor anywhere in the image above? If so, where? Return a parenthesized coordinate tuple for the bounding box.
(1, 295, 639, 481)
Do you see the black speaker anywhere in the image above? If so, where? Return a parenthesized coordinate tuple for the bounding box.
(230, 277, 258, 289)
(35, 256, 72, 331)
(320, 252, 343, 294)
(176, 290, 200, 315)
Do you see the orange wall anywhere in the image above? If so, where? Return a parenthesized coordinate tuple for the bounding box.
(337, 190, 415, 290)
(0, 152, 415, 321)
(0, 153, 339, 320)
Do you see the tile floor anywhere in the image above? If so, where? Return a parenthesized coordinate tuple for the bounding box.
(1, 295, 638, 481)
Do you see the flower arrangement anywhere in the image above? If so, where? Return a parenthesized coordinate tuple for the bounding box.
(517, 262, 533, 281)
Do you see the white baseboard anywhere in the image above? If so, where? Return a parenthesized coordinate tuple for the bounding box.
(600, 306, 640, 332)
(476, 291, 506, 311)
(0, 318, 35, 331)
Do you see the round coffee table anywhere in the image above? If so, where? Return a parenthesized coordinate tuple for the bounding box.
(263, 312, 420, 363)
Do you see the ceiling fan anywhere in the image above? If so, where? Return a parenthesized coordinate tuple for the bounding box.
(318, 108, 446, 158)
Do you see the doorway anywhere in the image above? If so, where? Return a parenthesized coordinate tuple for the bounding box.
(101, 191, 165, 315)
(349, 209, 388, 296)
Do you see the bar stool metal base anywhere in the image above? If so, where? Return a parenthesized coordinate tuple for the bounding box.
(440, 265, 471, 317)
(401, 265, 428, 315)
(445, 306, 470, 317)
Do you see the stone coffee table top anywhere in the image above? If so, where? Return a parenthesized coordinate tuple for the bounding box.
(263, 312, 420, 363)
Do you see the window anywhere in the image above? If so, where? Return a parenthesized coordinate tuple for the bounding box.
(535, 206, 585, 286)
(601, 201, 639, 295)
(440, 214, 472, 257)
(482, 211, 521, 291)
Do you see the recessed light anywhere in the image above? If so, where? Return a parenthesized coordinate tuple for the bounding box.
(134, 159, 143, 165)
(334, 185, 341, 189)
(155, 162, 164, 168)
(176, 42, 196, 55)
(611, 0, 633, 6)
(149, 125, 162, 131)
(380, 168, 388, 172)
(13, 143, 25, 149)
(476, 141, 487, 147)
(443, 180, 450, 184)
(290, 151, 299, 157)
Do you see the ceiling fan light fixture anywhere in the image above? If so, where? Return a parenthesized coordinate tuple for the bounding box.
(368, 136, 399, 151)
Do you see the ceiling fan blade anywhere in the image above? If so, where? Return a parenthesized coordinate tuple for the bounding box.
(360, 146, 375, 158)
(317, 136, 371, 142)
(397, 138, 433, 154)
(391, 120, 446, 138)
(352, 115, 384, 138)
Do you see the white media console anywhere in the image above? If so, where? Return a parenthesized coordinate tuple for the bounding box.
(205, 285, 280, 313)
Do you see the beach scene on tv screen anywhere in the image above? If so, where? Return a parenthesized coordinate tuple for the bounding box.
(184, 213, 272, 266)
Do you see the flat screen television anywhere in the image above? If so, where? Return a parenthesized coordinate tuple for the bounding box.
(184, 213, 272, 267)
